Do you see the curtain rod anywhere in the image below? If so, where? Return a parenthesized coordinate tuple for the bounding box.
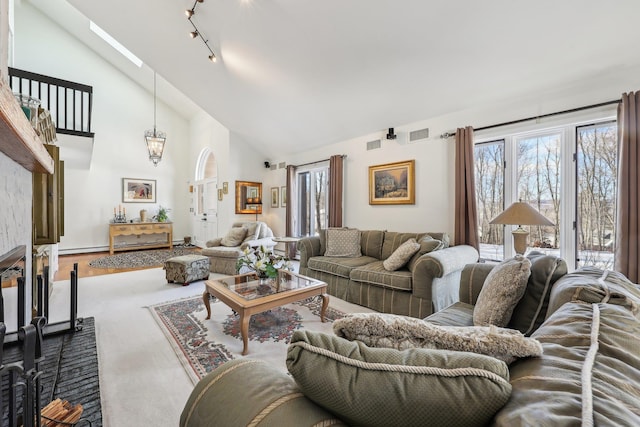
(439, 99, 621, 139)
(295, 154, 346, 168)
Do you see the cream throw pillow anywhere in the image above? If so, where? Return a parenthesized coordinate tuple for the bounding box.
(220, 227, 248, 247)
(383, 238, 421, 271)
(325, 228, 361, 257)
(334, 312, 542, 364)
(473, 255, 532, 327)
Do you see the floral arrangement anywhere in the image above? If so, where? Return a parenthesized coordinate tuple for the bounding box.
(236, 245, 291, 279)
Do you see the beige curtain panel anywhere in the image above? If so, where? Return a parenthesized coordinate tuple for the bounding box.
(615, 91, 640, 283)
(454, 126, 479, 250)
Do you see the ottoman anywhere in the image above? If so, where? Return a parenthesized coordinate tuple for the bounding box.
(164, 254, 211, 285)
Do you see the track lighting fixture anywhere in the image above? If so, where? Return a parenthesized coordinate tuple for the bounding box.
(186, 0, 217, 63)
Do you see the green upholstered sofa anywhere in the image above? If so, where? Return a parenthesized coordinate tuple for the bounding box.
(180, 254, 640, 426)
(297, 230, 480, 318)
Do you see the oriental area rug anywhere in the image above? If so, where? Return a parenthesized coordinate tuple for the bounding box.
(88, 247, 199, 269)
(149, 295, 367, 384)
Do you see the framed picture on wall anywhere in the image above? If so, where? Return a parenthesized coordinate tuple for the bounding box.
(368, 160, 415, 205)
(271, 187, 279, 208)
(122, 178, 156, 203)
(281, 186, 287, 208)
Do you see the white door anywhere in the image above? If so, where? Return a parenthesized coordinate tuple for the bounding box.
(193, 179, 218, 247)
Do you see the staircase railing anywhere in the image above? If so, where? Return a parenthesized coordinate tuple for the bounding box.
(8, 67, 94, 138)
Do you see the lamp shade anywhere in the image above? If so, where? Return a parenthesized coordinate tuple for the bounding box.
(489, 202, 554, 226)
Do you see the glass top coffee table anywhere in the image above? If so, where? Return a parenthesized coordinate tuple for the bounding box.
(202, 269, 329, 355)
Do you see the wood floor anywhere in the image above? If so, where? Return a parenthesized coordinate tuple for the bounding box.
(54, 250, 199, 281)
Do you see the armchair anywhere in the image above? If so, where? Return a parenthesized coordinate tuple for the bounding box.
(200, 221, 275, 275)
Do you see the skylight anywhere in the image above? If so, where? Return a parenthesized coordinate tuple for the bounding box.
(89, 21, 143, 67)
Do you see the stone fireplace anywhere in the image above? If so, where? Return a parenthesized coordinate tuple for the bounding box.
(0, 150, 33, 330)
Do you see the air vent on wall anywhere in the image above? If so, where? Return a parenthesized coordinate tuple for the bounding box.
(270, 164, 277, 170)
(279, 162, 286, 169)
(408, 128, 429, 143)
(366, 139, 382, 151)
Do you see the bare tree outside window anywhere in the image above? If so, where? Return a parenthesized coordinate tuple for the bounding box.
(517, 134, 561, 255)
(577, 122, 617, 269)
(474, 141, 505, 261)
(473, 120, 617, 269)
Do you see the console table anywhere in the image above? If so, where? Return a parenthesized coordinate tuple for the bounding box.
(108, 222, 173, 255)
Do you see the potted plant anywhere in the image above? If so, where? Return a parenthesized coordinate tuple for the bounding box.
(155, 206, 169, 222)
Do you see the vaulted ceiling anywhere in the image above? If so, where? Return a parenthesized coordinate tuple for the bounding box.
(29, 0, 640, 155)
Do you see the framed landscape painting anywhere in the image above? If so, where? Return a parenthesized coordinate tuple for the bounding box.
(281, 186, 287, 208)
(271, 187, 279, 208)
(369, 160, 415, 205)
(122, 178, 156, 203)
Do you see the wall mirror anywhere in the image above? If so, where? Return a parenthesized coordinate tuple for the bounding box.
(235, 181, 263, 214)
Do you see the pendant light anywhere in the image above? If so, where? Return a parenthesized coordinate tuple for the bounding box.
(144, 72, 166, 166)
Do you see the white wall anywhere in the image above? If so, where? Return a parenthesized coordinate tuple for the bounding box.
(14, 1, 193, 252)
(263, 67, 640, 237)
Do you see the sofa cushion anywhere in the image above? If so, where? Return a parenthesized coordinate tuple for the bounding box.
(350, 261, 413, 291)
(406, 236, 444, 271)
(220, 227, 248, 247)
(334, 313, 542, 364)
(473, 255, 531, 327)
(507, 251, 568, 335)
(494, 301, 640, 426)
(360, 230, 385, 259)
(381, 232, 427, 259)
(424, 302, 475, 326)
(201, 246, 243, 259)
(325, 228, 362, 257)
(308, 256, 378, 279)
(383, 238, 420, 271)
(287, 330, 512, 427)
(547, 267, 640, 318)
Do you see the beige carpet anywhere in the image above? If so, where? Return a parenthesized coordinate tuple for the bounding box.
(49, 267, 373, 426)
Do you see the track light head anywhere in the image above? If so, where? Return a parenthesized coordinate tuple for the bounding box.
(208, 54, 217, 63)
(190, 30, 198, 38)
(185, 9, 194, 18)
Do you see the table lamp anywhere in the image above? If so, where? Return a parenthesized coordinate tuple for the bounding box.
(489, 201, 554, 255)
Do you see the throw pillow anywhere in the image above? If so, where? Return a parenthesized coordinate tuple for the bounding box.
(241, 222, 262, 245)
(325, 228, 361, 257)
(220, 227, 248, 247)
(287, 330, 512, 427)
(383, 238, 421, 271)
(507, 251, 568, 335)
(473, 255, 532, 327)
(333, 313, 542, 364)
(406, 236, 444, 271)
(205, 237, 222, 247)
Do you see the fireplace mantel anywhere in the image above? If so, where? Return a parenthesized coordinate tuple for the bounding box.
(0, 77, 53, 173)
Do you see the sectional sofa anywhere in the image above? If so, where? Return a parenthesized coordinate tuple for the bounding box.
(298, 229, 479, 318)
(180, 253, 640, 426)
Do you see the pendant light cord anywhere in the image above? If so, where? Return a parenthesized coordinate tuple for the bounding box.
(153, 71, 157, 136)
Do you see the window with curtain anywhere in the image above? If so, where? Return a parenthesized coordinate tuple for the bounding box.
(295, 163, 329, 237)
(474, 118, 617, 269)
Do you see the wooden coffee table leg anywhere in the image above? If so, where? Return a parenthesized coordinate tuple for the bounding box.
(203, 290, 211, 320)
(240, 312, 250, 355)
(319, 293, 329, 322)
